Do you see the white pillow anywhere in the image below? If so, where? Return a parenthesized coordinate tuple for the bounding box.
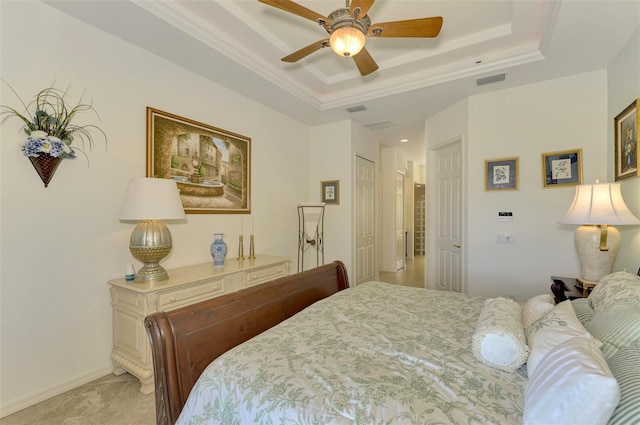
(525, 300, 592, 377)
(522, 294, 555, 331)
(524, 335, 620, 425)
(472, 297, 528, 372)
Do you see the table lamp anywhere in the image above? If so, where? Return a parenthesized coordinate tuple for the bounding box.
(120, 177, 186, 282)
(559, 181, 640, 283)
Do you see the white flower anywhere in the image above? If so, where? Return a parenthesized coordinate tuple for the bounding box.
(48, 136, 62, 143)
(29, 130, 47, 139)
(40, 140, 52, 153)
(62, 143, 72, 154)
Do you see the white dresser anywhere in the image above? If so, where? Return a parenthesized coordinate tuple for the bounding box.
(108, 255, 290, 393)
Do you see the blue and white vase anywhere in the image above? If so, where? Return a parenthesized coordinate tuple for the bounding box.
(210, 233, 227, 267)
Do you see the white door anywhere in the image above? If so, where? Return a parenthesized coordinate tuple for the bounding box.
(395, 172, 405, 271)
(355, 156, 375, 285)
(432, 141, 463, 292)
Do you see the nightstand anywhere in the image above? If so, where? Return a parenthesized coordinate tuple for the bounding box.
(550, 276, 588, 304)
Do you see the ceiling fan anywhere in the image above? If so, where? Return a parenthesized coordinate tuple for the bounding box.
(258, 0, 443, 76)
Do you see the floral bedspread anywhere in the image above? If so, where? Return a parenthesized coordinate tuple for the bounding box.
(176, 281, 525, 425)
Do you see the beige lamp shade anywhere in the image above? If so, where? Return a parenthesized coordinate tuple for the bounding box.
(120, 178, 185, 282)
(559, 182, 640, 226)
(120, 177, 186, 221)
(559, 182, 640, 282)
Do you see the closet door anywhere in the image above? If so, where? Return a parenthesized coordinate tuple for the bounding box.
(355, 156, 375, 285)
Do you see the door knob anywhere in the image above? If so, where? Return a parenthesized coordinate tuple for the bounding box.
(453, 244, 461, 248)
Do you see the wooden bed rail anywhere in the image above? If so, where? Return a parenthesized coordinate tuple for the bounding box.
(145, 261, 349, 425)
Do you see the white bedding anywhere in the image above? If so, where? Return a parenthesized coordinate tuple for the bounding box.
(176, 281, 526, 424)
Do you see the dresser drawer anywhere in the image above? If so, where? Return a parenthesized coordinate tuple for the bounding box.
(246, 263, 288, 286)
(157, 278, 223, 311)
(111, 287, 142, 310)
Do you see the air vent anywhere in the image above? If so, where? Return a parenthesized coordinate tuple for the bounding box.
(346, 105, 367, 113)
(365, 120, 396, 131)
(476, 73, 506, 87)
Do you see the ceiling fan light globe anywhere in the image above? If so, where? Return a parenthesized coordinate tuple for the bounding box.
(330, 27, 365, 57)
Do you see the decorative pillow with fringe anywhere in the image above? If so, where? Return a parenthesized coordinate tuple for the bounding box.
(472, 297, 528, 372)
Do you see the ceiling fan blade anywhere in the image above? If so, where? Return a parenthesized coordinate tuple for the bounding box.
(258, 0, 331, 25)
(349, 0, 375, 19)
(282, 39, 329, 62)
(353, 47, 379, 76)
(368, 17, 443, 38)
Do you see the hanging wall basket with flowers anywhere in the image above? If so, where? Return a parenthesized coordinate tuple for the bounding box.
(0, 80, 106, 187)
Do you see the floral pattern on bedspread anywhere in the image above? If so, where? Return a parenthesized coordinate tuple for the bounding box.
(177, 281, 525, 425)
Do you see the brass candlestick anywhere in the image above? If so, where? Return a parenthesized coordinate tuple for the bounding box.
(238, 235, 245, 260)
(249, 234, 256, 259)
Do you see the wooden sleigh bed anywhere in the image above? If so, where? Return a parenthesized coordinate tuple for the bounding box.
(145, 261, 350, 425)
(145, 262, 639, 425)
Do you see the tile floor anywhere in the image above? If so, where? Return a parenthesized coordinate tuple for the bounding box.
(378, 256, 425, 288)
(1, 257, 424, 425)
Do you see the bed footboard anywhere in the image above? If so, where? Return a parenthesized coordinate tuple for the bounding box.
(144, 261, 349, 425)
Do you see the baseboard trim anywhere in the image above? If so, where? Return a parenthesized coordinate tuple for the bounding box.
(0, 364, 114, 418)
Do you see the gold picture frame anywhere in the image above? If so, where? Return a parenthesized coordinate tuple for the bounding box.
(146, 107, 251, 214)
(321, 180, 340, 204)
(614, 99, 639, 181)
(485, 157, 519, 191)
(541, 149, 583, 188)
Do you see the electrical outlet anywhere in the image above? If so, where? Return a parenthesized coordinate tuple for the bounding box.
(496, 234, 516, 243)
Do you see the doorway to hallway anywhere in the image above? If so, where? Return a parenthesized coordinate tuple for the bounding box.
(378, 256, 425, 288)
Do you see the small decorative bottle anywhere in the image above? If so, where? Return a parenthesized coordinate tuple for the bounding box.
(125, 264, 135, 281)
(210, 233, 227, 267)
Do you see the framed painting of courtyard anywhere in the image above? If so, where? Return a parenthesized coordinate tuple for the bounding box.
(146, 107, 251, 214)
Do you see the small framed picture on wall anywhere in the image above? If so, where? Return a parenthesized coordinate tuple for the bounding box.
(321, 180, 340, 204)
(541, 149, 583, 188)
(485, 157, 519, 191)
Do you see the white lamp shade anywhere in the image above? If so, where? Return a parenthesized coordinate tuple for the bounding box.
(298, 202, 325, 237)
(559, 182, 640, 225)
(330, 27, 366, 57)
(120, 177, 186, 221)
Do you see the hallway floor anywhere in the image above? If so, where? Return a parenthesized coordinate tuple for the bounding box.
(378, 256, 425, 288)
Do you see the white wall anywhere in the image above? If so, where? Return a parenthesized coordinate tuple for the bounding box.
(427, 73, 611, 300)
(467, 71, 608, 299)
(607, 27, 640, 273)
(0, 1, 311, 414)
(308, 120, 379, 283)
(309, 121, 352, 275)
